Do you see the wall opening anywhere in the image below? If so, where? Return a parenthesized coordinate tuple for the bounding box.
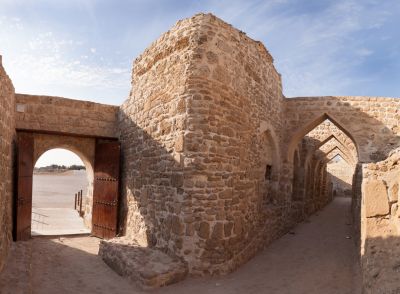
(260, 130, 280, 205)
(32, 148, 91, 236)
(265, 164, 272, 181)
(326, 155, 354, 198)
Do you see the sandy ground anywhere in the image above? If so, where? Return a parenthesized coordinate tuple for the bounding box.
(32, 170, 88, 209)
(32, 208, 91, 236)
(31, 171, 89, 235)
(0, 197, 361, 294)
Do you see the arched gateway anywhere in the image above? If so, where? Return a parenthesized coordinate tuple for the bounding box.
(13, 94, 121, 241)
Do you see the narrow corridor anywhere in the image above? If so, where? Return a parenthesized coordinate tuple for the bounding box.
(158, 197, 361, 294)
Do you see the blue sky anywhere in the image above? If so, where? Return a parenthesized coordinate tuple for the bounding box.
(1, 0, 399, 165)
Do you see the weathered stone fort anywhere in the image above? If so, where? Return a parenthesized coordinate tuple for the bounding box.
(0, 13, 399, 293)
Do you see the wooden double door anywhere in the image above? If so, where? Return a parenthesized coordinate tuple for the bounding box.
(14, 133, 120, 241)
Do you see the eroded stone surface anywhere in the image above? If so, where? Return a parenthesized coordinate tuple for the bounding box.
(15, 94, 119, 138)
(364, 179, 390, 217)
(99, 238, 188, 289)
(361, 148, 400, 294)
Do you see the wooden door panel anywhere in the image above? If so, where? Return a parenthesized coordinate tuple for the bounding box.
(15, 133, 34, 241)
(92, 140, 120, 239)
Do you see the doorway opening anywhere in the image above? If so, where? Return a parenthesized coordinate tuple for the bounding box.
(326, 155, 354, 198)
(32, 148, 91, 236)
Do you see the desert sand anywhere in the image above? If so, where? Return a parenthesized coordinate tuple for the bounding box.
(31, 171, 89, 236)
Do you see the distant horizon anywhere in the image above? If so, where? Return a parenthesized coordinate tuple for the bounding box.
(35, 149, 85, 168)
(34, 163, 86, 169)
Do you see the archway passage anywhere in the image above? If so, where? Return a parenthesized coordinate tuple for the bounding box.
(326, 155, 353, 198)
(31, 149, 90, 236)
(14, 132, 121, 241)
(290, 117, 358, 217)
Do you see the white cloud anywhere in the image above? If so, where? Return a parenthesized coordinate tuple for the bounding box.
(0, 0, 398, 102)
(356, 48, 373, 57)
(0, 16, 130, 104)
(202, 0, 398, 97)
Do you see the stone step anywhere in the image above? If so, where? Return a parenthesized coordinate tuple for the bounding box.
(99, 238, 188, 289)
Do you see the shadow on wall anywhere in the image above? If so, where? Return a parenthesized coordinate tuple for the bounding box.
(285, 97, 400, 292)
(329, 174, 352, 197)
(114, 97, 400, 280)
(286, 98, 400, 165)
(289, 132, 355, 221)
(286, 101, 399, 209)
(117, 109, 186, 254)
(362, 236, 400, 294)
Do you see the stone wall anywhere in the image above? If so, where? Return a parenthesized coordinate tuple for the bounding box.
(118, 13, 288, 275)
(361, 148, 400, 293)
(181, 14, 285, 275)
(0, 56, 15, 272)
(285, 97, 400, 163)
(327, 159, 353, 197)
(290, 117, 357, 216)
(118, 12, 195, 256)
(16, 94, 119, 138)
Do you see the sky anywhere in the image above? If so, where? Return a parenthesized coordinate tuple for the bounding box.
(1, 0, 399, 165)
(35, 149, 84, 167)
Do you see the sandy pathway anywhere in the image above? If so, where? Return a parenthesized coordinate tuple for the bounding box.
(0, 197, 360, 294)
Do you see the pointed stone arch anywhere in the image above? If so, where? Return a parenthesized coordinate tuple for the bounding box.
(287, 113, 359, 164)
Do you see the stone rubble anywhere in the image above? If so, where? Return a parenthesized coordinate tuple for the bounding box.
(99, 237, 188, 289)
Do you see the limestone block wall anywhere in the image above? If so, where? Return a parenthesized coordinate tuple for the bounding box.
(0, 56, 15, 272)
(291, 118, 358, 218)
(16, 94, 119, 138)
(285, 97, 400, 163)
(285, 96, 400, 245)
(118, 13, 287, 275)
(327, 160, 353, 196)
(118, 13, 195, 254)
(182, 14, 285, 275)
(304, 120, 358, 164)
(361, 148, 400, 293)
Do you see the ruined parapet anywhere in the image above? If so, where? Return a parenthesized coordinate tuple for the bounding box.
(0, 56, 16, 272)
(361, 148, 400, 293)
(117, 13, 285, 277)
